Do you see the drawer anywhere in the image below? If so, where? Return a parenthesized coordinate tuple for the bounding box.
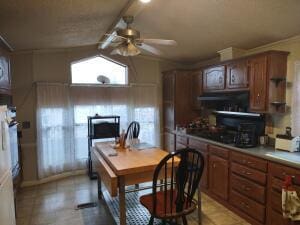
(91, 148, 118, 197)
(231, 151, 267, 172)
(270, 189, 282, 213)
(231, 162, 267, 185)
(189, 138, 208, 153)
(267, 208, 290, 225)
(231, 173, 266, 204)
(230, 190, 266, 223)
(209, 145, 229, 159)
(269, 163, 300, 183)
(270, 177, 283, 192)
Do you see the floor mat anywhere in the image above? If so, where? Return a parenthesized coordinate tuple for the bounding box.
(103, 189, 162, 225)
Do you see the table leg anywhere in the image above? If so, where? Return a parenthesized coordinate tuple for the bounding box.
(198, 187, 202, 225)
(97, 173, 102, 199)
(119, 176, 126, 225)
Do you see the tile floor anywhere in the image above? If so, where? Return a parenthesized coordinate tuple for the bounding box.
(16, 175, 250, 225)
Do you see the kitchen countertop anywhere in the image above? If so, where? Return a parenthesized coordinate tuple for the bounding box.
(175, 131, 300, 169)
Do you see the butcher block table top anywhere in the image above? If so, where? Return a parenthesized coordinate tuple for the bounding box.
(94, 142, 180, 176)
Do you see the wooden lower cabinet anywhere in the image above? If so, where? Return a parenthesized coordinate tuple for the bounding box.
(230, 190, 265, 223)
(189, 138, 209, 189)
(267, 163, 300, 225)
(209, 154, 229, 200)
(174, 134, 300, 225)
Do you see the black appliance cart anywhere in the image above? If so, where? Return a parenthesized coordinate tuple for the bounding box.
(87, 115, 120, 179)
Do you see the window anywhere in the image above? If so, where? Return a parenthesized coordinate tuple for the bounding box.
(71, 55, 127, 85)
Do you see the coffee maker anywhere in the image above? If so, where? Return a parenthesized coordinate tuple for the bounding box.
(235, 123, 258, 148)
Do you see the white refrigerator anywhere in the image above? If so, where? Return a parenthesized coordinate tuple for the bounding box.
(0, 105, 16, 225)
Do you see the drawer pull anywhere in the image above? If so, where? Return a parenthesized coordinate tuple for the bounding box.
(242, 170, 252, 175)
(241, 202, 250, 209)
(241, 185, 251, 191)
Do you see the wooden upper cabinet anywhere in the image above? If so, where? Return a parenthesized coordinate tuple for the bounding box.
(203, 66, 225, 92)
(226, 60, 249, 90)
(248, 55, 268, 112)
(191, 70, 202, 110)
(163, 71, 175, 102)
(162, 70, 198, 131)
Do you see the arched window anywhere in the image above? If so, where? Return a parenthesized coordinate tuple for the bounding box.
(71, 55, 128, 85)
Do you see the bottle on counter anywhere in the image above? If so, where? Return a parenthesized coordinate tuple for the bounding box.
(119, 129, 126, 149)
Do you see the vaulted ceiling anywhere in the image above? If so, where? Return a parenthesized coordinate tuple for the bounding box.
(1, 0, 300, 62)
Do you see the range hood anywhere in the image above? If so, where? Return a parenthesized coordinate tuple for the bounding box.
(198, 92, 249, 101)
(213, 110, 263, 118)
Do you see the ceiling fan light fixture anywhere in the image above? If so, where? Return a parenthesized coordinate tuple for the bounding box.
(139, 0, 151, 3)
(111, 43, 141, 57)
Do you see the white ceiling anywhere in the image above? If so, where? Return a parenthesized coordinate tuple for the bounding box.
(1, 0, 300, 62)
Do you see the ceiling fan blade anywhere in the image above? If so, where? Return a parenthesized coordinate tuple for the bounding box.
(137, 39, 177, 46)
(104, 33, 127, 40)
(138, 43, 163, 55)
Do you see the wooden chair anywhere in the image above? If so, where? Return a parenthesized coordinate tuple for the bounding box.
(140, 148, 205, 225)
(125, 121, 140, 141)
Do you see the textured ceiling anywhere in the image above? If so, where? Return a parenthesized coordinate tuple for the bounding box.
(0, 0, 128, 50)
(1, 0, 300, 62)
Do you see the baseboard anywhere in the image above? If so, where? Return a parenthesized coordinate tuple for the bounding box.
(21, 169, 87, 187)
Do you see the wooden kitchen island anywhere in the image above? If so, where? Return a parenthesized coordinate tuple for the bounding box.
(91, 142, 181, 225)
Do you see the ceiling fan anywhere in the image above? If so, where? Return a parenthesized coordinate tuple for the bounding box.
(100, 16, 177, 57)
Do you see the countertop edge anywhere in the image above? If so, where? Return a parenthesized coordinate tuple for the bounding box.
(173, 131, 300, 169)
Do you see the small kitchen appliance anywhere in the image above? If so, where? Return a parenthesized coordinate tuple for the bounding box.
(275, 127, 300, 152)
(235, 123, 258, 148)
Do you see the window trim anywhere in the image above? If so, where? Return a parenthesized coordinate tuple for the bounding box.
(70, 54, 128, 86)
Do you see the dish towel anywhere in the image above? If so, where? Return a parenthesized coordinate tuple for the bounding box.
(282, 175, 300, 221)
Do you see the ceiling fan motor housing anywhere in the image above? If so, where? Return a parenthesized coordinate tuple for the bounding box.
(117, 28, 140, 40)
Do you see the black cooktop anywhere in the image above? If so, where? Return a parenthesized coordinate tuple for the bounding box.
(190, 130, 236, 145)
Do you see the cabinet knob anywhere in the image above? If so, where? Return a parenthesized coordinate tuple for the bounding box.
(213, 163, 216, 168)
(241, 202, 250, 209)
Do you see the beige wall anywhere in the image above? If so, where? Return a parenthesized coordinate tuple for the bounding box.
(12, 36, 300, 182)
(11, 45, 184, 182)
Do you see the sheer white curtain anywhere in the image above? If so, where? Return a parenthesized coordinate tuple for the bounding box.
(37, 84, 80, 179)
(291, 62, 300, 136)
(37, 83, 159, 179)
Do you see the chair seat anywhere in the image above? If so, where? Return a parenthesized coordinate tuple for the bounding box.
(140, 190, 196, 219)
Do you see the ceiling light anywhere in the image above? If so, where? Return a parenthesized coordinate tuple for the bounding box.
(139, 0, 151, 3)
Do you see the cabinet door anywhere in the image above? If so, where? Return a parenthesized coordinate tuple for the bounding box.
(209, 155, 229, 200)
(0, 174, 16, 225)
(249, 56, 268, 112)
(203, 66, 225, 92)
(163, 72, 175, 102)
(226, 60, 248, 90)
(163, 132, 175, 153)
(163, 102, 174, 131)
(0, 56, 10, 93)
(191, 70, 202, 110)
(200, 152, 208, 189)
